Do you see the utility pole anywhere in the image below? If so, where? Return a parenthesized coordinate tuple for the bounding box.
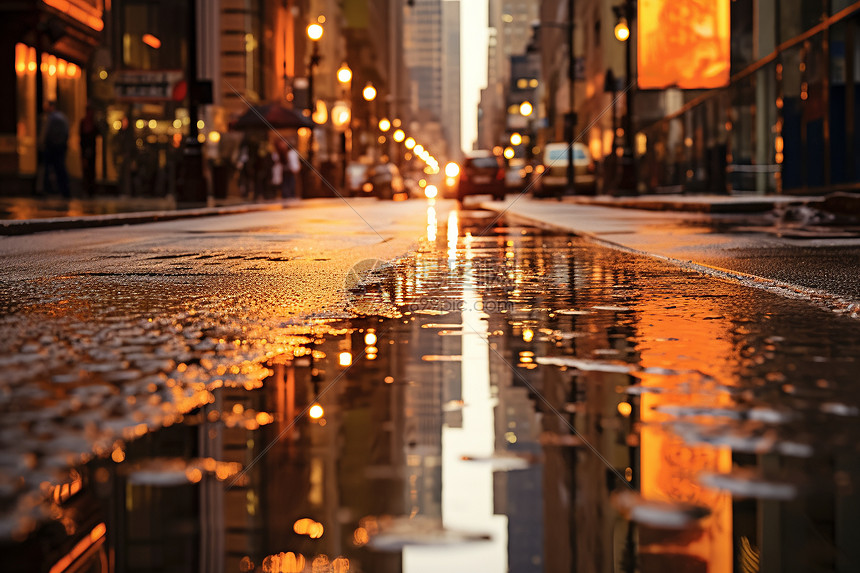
(623, 2, 635, 189)
(613, 0, 637, 195)
(182, 0, 207, 202)
(566, 0, 577, 195)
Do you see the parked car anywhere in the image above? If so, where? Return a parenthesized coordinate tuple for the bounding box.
(455, 150, 506, 202)
(368, 162, 406, 199)
(535, 142, 596, 197)
(345, 162, 371, 196)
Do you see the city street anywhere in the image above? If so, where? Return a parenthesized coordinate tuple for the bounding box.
(2, 197, 860, 571)
(5, 0, 860, 570)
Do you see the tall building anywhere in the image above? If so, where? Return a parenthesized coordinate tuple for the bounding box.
(342, 0, 410, 160)
(478, 0, 539, 150)
(531, 0, 860, 196)
(441, 1, 461, 158)
(404, 0, 442, 120)
(0, 0, 318, 198)
(403, 0, 460, 158)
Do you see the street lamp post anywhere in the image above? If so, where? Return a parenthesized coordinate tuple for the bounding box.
(306, 22, 323, 170)
(614, 1, 637, 195)
(378, 117, 391, 162)
(182, 0, 206, 202)
(566, 0, 577, 196)
(603, 68, 619, 193)
(362, 83, 377, 159)
(538, 13, 577, 196)
(336, 62, 352, 188)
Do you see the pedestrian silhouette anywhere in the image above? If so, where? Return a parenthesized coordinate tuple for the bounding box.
(285, 141, 300, 199)
(271, 140, 284, 199)
(254, 142, 273, 200)
(39, 100, 70, 198)
(79, 104, 98, 197)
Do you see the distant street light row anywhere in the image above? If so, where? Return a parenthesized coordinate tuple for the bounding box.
(305, 17, 438, 174)
(377, 117, 440, 175)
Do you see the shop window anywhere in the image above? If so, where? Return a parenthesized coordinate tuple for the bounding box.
(14, 43, 85, 177)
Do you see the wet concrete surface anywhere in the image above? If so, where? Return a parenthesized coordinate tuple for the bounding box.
(480, 198, 860, 308)
(3, 200, 860, 572)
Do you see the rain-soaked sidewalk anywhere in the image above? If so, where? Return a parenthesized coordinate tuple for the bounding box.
(479, 196, 860, 313)
(3, 203, 860, 572)
(0, 195, 298, 235)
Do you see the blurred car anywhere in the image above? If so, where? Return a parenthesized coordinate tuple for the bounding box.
(404, 176, 424, 199)
(535, 142, 596, 197)
(455, 150, 506, 202)
(505, 158, 526, 192)
(368, 162, 406, 200)
(439, 163, 459, 198)
(345, 162, 371, 197)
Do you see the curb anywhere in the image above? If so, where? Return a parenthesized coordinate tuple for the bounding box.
(0, 201, 297, 236)
(564, 197, 821, 214)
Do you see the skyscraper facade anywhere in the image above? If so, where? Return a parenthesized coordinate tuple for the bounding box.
(403, 0, 461, 157)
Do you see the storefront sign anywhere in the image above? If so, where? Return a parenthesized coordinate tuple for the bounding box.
(114, 70, 185, 101)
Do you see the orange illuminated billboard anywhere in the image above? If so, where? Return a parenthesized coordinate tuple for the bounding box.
(637, 0, 730, 89)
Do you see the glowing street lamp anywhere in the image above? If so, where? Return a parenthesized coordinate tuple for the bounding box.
(309, 403, 324, 419)
(614, 18, 630, 42)
(362, 82, 377, 102)
(306, 21, 324, 170)
(378, 118, 391, 132)
(307, 23, 323, 41)
(510, 132, 523, 146)
(337, 62, 352, 84)
(331, 101, 351, 131)
(393, 129, 405, 142)
(613, 0, 638, 194)
(519, 101, 533, 116)
(404, 137, 416, 149)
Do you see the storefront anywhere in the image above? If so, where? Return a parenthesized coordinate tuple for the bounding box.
(0, 0, 103, 194)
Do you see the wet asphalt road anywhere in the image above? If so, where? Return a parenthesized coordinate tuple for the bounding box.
(2, 199, 860, 572)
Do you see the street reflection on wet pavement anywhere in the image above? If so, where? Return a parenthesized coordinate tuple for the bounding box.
(4, 205, 860, 572)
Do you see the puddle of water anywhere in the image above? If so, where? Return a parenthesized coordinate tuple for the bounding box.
(4, 207, 860, 572)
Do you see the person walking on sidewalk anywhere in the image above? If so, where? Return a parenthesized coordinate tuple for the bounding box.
(38, 100, 70, 198)
(270, 141, 284, 199)
(273, 139, 299, 199)
(78, 104, 99, 197)
(285, 142, 300, 199)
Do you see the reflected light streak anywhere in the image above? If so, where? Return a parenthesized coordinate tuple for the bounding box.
(447, 211, 459, 267)
(635, 293, 735, 570)
(405, 224, 507, 573)
(338, 351, 352, 367)
(427, 205, 438, 243)
(48, 522, 106, 573)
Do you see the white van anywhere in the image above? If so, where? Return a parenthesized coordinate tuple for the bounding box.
(537, 142, 596, 196)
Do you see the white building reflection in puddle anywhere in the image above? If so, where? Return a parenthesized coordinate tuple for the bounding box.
(404, 213, 507, 572)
